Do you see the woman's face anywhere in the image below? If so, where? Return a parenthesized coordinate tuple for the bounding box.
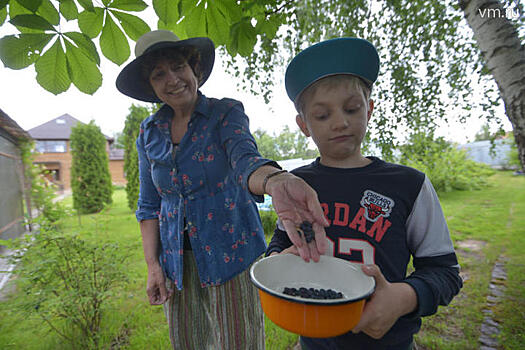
(149, 59, 199, 111)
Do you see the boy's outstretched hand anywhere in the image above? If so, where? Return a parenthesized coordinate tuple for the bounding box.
(352, 264, 418, 339)
(265, 172, 329, 262)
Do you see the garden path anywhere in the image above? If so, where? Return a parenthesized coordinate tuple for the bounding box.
(479, 256, 507, 350)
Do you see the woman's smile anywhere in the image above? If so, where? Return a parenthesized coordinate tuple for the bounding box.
(167, 85, 187, 95)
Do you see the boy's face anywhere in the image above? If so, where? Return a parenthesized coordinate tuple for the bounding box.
(296, 79, 373, 167)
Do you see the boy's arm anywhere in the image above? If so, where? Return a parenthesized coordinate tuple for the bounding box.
(266, 219, 293, 256)
(354, 176, 461, 339)
(352, 264, 418, 339)
(403, 176, 463, 318)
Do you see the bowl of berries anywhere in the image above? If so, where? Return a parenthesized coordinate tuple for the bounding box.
(250, 253, 375, 338)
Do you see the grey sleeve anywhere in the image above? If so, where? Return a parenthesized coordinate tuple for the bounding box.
(403, 175, 462, 317)
(406, 175, 457, 261)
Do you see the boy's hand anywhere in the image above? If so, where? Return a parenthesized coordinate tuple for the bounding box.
(352, 264, 418, 339)
(266, 172, 329, 262)
(270, 245, 300, 257)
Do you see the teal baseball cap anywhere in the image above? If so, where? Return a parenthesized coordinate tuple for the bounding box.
(285, 37, 380, 102)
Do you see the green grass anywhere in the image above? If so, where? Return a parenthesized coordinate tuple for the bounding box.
(415, 171, 525, 350)
(1, 171, 523, 349)
(0, 190, 171, 350)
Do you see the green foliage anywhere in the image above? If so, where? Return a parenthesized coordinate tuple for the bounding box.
(397, 133, 495, 192)
(253, 126, 318, 161)
(122, 104, 155, 211)
(474, 123, 506, 141)
(0, 0, 285, 94)
(505, 133, 521, 170)
(259, 209, 278, 236)
(5, 219, 129, 349)
(19, 139, 66, 222)
(70, 120, 113, 214)
(224, 0, 523, 162)
(1, 0, 522, 170)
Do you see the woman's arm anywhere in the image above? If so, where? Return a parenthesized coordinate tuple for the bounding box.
(135, 124, 170, 305)
(139, 219, 162, 267)
(140, 219, 171, 305)
(218, 102, 328, 262)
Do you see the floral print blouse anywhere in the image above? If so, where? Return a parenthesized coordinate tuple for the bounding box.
(136, 92, 278, 289)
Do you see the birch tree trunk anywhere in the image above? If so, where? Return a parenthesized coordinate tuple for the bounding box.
(460, 0, 525, 171)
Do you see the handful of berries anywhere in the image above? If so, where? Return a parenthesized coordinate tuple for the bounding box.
(298, 221, 315, 243)
(283, 287, 344, 300)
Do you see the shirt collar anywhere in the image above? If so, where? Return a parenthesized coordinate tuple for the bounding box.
(144, 91, 211, 129)
(193, 91, 212, 118)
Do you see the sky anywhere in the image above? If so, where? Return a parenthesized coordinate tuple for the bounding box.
(0, 12, 513, 146)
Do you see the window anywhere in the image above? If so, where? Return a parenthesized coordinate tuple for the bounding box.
(35, 141, 67, 153)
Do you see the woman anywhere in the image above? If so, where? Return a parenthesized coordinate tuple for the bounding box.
(116, 30, 328, 349)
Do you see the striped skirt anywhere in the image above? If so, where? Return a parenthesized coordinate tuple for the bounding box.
(163, 251, 265, 350)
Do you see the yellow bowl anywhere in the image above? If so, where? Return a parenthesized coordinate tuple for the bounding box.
(250, 254, 375, 338)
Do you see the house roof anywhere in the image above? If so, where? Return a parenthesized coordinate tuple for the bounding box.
(28, 114, 112, 140)
(0, 108, 32, 142)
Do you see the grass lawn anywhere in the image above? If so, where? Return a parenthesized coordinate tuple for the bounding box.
(415, 171, 525, 349)
(0, 171, 523, 349)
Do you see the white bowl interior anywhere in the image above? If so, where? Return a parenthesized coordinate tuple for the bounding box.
(251, 254, 375, 304)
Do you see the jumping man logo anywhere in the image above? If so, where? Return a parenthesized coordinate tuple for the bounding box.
(360, 190, 395, 222)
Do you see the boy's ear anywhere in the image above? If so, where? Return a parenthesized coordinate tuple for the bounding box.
(296, 114, 310, 137)
(367, 99, 374, 122)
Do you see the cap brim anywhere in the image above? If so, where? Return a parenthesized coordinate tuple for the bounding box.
(116, 37, 215, 103)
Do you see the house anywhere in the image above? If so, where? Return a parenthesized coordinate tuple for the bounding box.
(27, 114, 126, 190)
(0, 108, 31, 245)
(108, 147, 126, 186)
(458, 139, 513, 169)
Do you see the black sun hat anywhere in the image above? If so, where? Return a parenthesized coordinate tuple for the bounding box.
(116, 30, 215, 103)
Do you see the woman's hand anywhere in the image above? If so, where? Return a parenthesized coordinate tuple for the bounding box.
(266, 172, 329, 262)
(146, 263, 172, 305)
(351, 264, 418, 339)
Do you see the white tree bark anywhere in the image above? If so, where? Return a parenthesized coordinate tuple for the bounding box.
(460, 0, 525, 171)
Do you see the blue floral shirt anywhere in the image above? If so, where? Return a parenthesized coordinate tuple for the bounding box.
(136, 92, 276, 289)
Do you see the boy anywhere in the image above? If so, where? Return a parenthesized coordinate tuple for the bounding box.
(266, 38, 463, 349)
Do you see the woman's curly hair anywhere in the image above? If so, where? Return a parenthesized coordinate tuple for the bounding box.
(140, 46, 203, 88)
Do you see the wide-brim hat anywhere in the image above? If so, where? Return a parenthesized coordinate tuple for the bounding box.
(116, 30, 215, 103)
(285, 38, 379, 102)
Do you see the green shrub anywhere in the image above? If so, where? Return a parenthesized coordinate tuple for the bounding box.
(259, 210, 278, 236)
(505, 134, 521, 170)
(70, 121, 113, 214)
(4, 220, 129, 349)
(122, 105, 158, 211)
(20, 141, 65, 223)
(125, 147, 140, 211)
(398, 133, 495, 192)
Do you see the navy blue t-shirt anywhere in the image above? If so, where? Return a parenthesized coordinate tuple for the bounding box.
(267, 157, 462, 349)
